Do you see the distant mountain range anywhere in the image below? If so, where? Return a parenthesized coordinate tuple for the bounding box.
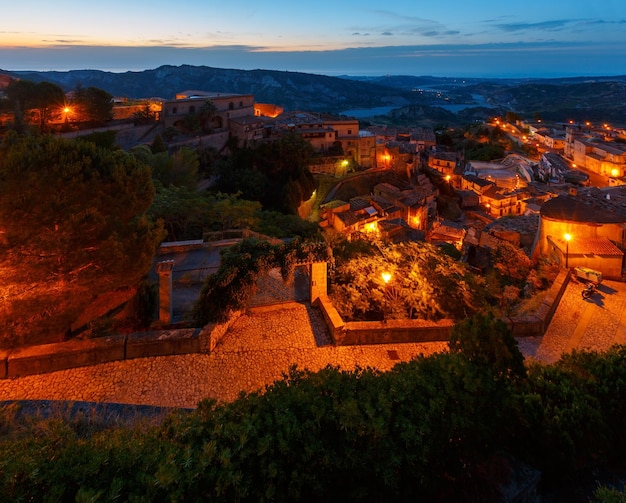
(2, 65, 625, 125)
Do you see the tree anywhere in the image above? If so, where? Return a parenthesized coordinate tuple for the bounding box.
(31, 81, 65, 132)
(213, 132, 316, 213)
(487, 239, 533, 309)
(0, 133, 164, 346)
(449, 312, 526, 380)
(133, 101, 157, 124)
(130, 145, 199, 189)
(5, 79, 65, 133)
(206, 192, 261, 232)
(192, 238, 330, 324)
(74, 85, 113, 124)
(330, 241, 486, 321)
(148, 190, 261, 242)
(150, 133, 167, 154)
(197, 99, 218, 133)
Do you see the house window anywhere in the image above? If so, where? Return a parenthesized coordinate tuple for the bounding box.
(348, 129, 352, 135)
(239, 101, 243, 107)
(229, 102, 234, 110)
(172, 107, 178, 114)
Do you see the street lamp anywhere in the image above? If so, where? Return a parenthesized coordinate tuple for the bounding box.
(564, 233, 571, 269)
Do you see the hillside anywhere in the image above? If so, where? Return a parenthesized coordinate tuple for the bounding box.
(466, 80, 626, 123)
(2, 65, 625, 124)
(350, 74, 626, 125)
(1, 65, 418, 114)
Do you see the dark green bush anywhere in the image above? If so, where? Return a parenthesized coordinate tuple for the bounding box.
(1, 331, 624, 501)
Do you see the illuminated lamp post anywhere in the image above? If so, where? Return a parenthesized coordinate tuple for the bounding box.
(381, 271, 392, 322)
(382, 271, 391, 285)
(564, 233, 571, 269)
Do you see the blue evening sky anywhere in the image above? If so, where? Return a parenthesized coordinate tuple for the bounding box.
(1, 0, 625, 77)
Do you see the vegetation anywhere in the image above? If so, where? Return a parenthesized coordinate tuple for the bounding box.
(191, 238, 331, 324)
(0, 133, 164, 346)
(330, 240, 486, 321)
(73, 85, 114, 125)
(213, 132, 317, 213)
(4, 78, 65, 133)
(0, 317, 624, 501)
(436, 123, 510, 161)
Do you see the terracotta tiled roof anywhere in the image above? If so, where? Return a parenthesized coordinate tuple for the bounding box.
(572, 238, 623, 256)
(550, 236, 624, 256)
(335, 211, 361, 227)
(541, 192, 626, 223)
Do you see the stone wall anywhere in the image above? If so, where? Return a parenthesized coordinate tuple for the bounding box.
(198, 310, 243, 354)
(0, 269, 571, 378)
(315, 295, 454, 345)
(505, 268, 570, 337)
(315, 268, 571, 346)
(2, 329, 199, 379)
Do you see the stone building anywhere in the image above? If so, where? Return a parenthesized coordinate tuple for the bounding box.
(161, 90, 255, 131)
(533, 187, 626, 279)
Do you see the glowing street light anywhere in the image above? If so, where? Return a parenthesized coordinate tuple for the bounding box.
(62, 105, 73, 124)
(381, 271, 392, 284)
(564, 233, 571, 269)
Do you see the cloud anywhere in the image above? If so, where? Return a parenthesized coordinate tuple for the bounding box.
(494, 19, 573, 32)
(422, 31, 439, 37)
(381, 32, 393, 36)
(352, 32, 371, 37)
(0, 40, 623, 79)
(42, 39, 84, 44)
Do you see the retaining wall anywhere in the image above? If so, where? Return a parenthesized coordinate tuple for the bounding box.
(316, 268, 571, 346)
(0, 270, 571, 377)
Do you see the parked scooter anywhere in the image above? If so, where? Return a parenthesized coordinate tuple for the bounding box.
(582, 282, 598, 299)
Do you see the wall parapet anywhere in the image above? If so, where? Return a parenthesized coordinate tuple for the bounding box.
(2, 327, 204, 379)
(0, 269, 572, 378)
(315, 269, 571, 346)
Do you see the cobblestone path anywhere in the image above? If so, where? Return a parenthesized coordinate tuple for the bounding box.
(1, 278, 624, 409)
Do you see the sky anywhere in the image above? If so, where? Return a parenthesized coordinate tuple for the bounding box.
(1, 0, 625, 78)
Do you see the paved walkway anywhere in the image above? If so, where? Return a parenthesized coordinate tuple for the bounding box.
(517, 278, 626, 364)
(0, 279, 624, 409)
